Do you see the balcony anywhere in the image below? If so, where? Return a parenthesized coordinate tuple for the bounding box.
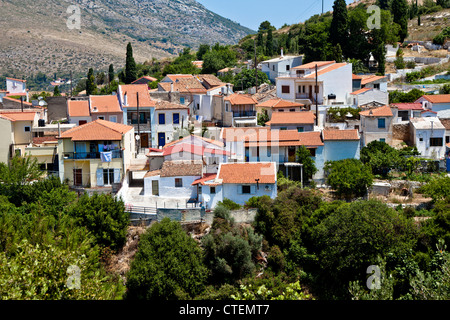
(127, 119, 151, 132)
(63, 150, 123, 160)
(232, 110, 256, 118)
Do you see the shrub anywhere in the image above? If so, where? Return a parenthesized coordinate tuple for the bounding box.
(217, 198, 241, 210)
(125, 218, 208, 300)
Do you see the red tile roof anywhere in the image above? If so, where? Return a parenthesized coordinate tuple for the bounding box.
(257, 98, 305, 108)
(322, 129, 359, 141)
(0, 112, 36, 122)
(360, 75, 387, 85)
(359, 105, 393, 117)
(192, 173, 218, 186)
(292, 61, 335, 70)
(6, 77, 26, 83)
(224, 93, 258, 105)
(244, 130, 324, 148)
(163, 135, 224, 149)
(59, 119, 133, 141)
(420, 94, 450, 104)
(68, 100, 90, 117)
(158, 78, 207, 94)
(2, 96, 33, 106)
(160, 160, 203, 177)
(267, 111, 316, 125)
(163, 143, 229, 157)
(89, 95, 122, 113)
(352, 74, 362, 80)
(303, 63, 347, 78)
(155, 101, 189, 110)
(218, 162, 276, 184)
(119, 84, 156, 108)
(390, 102, 423, 110)
(351, 88, 372, 95)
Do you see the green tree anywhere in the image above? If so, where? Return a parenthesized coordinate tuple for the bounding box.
(86, 68, 97, 95)
(266, 28, 274, 56)
(360, 140, 400, 176)
(329, 0, 348, 54)
(125, 218, 207, 300)
(53, 85, 61, 96)
(257, 109, 270, 126)
(295, 145, 317, 183)
(232, 68, 269, 91)
(0, 155, 43, 188)
(108, 64, 115, 83)
(312, 200, 417, 298)
(325, 158, 373, 200)
(69, 193, 129, 251)
(440, 84, 450, 94)
(125, 42, 137, 84)
(391, 0, 409, 42)
(196, 44, 210, 61)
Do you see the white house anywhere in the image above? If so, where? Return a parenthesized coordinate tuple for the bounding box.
(154, 101, 189, 148)
(143, 160, 203, 199)
(359, 75, 388, 92)
(261, 52, 303, 83)
(275, 61, 353, 111)
(266, 111, 316, 131)
(359, 105, 397, 146)
(194, 162, 278, 209)
(415, 94, 450, 118)
(350, 88, 388, 108)
(256, 98, 306, 120)
(6, 77, 28, 102)
(391, 103, 424, 122)
(410, 117, 446, 160)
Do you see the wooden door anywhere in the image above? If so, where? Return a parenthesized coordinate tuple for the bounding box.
(73, 169, 82, 186)
(140, 133, 149, 148)
(152, 180, 159, 196)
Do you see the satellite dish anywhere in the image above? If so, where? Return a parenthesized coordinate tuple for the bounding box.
(135, 135, 140, 141)
(39, 100, 48, 107)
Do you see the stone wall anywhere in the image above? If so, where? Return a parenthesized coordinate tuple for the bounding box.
(393, 123, 411, 143)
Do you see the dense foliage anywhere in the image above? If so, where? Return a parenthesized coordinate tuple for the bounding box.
(125, 218, 208, 300)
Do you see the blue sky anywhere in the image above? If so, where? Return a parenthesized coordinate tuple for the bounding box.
(197, 0, 352, 31)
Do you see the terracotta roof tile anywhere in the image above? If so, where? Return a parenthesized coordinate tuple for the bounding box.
(155, 100, 189, 110)
(224, 93, 258, 105)
(59, 119, 133, 141)
(89, 95, 122, 113)
(292, 61, 335, 70)
(360, 75, 387, 85)
(390, 102, 423, 110)
(242, 129, 323, 147)
(160, 160, 203, 177)
(421, 94, 450, 104)
(68, 100, 90, 117)
(0, 111, 36, 122)
(119, 84, 156, 108)
(267, 111, 316, 125)
(192, 173, 218, 186)
(352, 74, 362, 80)
(351, 88, 372, 95)
(359, 105, 393, 117)
(303, 63, 347, 78)
(218, 162, 276, 184)
(257, 98, 304, 108)
(323, 129, 359, 141)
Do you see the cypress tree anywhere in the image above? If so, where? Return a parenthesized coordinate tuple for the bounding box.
(53, 85, 61, 97)
(86, 68, 96, 96)
(391, 0, 409, 42)
(330, 0, 348, 52)
(266, 28, 274, 56)
(108, 64, 114, 83)
(125, 42, 137, 84)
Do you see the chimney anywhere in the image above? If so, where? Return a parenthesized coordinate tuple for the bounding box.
(281, 47, 284, 57)
(124, 92, 128, 106)
(170, 82, 174, 92)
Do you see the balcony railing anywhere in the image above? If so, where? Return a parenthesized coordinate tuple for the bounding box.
(63, 150, 123, 160)
(232, 110, 256, 118)
(127, 119, 151, 131)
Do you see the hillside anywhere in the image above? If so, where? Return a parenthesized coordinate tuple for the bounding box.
(0, 0, 254, 78)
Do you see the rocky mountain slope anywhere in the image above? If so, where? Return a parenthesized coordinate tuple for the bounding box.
(0, 0, 254, 77)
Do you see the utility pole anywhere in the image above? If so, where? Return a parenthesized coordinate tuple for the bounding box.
(322, 0, 324, 15)
(70, 71, 73, 97)
(315, 64, 318, 126)
(136, 92, 140, 154)
(254, 39, 258, 93)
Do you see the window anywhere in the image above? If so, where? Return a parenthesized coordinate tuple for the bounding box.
(374, 83, 380, 89)
(242, 185, 251, 194)
(378, 118, 386, 128)
(267, 146, 271, 157)
(308, 148, 316, 157)
(297, 127, 304, 132)
(290, 109, 296, 112)
(280, 127, 288, 130)
(159, 113, 165, 125)
(173, 113, 180, 124)
(286, 65, 290, 71)
(272, 65, 275, 71)
(446, 136, 450, 144)
(210, 186, 216, 194)
(24, 126, 31, 132)
(380, 138, 386, 143)
(175, 178, 183, 188)
(180, 97, 185, 104)
(281, 85, 290, 94)
(103, 169, 114, 186)
(98, 116, 105, 120)
(279, 109, 285, 112)
(197, 103, 200, 110)
(430, 137, 443, 147)
(109, 115, 117, 123)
